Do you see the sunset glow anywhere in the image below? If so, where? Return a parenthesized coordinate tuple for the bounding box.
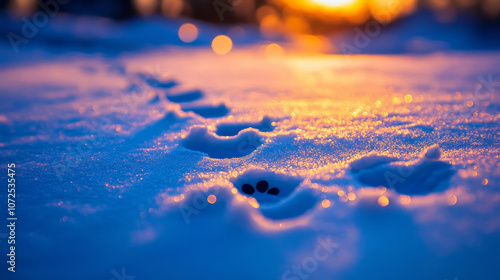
(311, 0, 356, 8)
(3, 0, 500, 278)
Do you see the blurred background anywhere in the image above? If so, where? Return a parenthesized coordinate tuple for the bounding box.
(0, 0, 499, 55)
(2, 0, 499, 26)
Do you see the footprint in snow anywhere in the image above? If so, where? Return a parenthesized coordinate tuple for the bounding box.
(350, 146, 454, 195)
(231, 169, 319, 220)
(242, 180, 280, 196)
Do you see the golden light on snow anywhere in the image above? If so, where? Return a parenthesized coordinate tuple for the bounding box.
(448, 195, 458, 205)
(178, 23, 198, 43)
(162, 193, 185, 204)
(322, 199, 331, 208)
(207, 194, 217, 204)
(404, 94, 413, 103)
(212, 35, 233, 55)
(400, 195, 411, 205)
(378, 196, 389, 207)
(392, 96, 402, 104)
(250, 211, 310, 231)
(248, 197, 260, 208)
(348, 192, 356, 201)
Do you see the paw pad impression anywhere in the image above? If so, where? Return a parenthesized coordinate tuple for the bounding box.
(230, 169, 318, 220)
(242, 180, 279, 196)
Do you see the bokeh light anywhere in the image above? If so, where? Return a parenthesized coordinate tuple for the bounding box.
(134, 0, 157, 16)
(348, 192, 356, 201)
(400, 195, 411, 205)
(265, 43, 285, 59)
(9, 0, 37, 15)
(207, 194, 217, 204)
(178, 23, 198, 43)
(212, 35, 233, 55)
(161, 0, 184, 17)
(248, 197, 260, 208)
(404, 94, 413, 103)
(378, 196, 389, 207)
(322, 199, 331, 208)
(448, 195, 458, 205)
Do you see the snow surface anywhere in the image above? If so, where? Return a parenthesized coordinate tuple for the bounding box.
(0, 12, 500, 280)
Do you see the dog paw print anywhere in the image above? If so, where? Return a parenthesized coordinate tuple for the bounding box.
(241, 180, 279, 196)
(231, 170, 319, 220)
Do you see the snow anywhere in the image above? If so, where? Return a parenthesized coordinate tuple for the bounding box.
(0, 11, 500, 280)
(181, 125, 263, 158)
(352, 146, 455, 195)
(216, 116, 274, 136)
(166, 88, 204, 103)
